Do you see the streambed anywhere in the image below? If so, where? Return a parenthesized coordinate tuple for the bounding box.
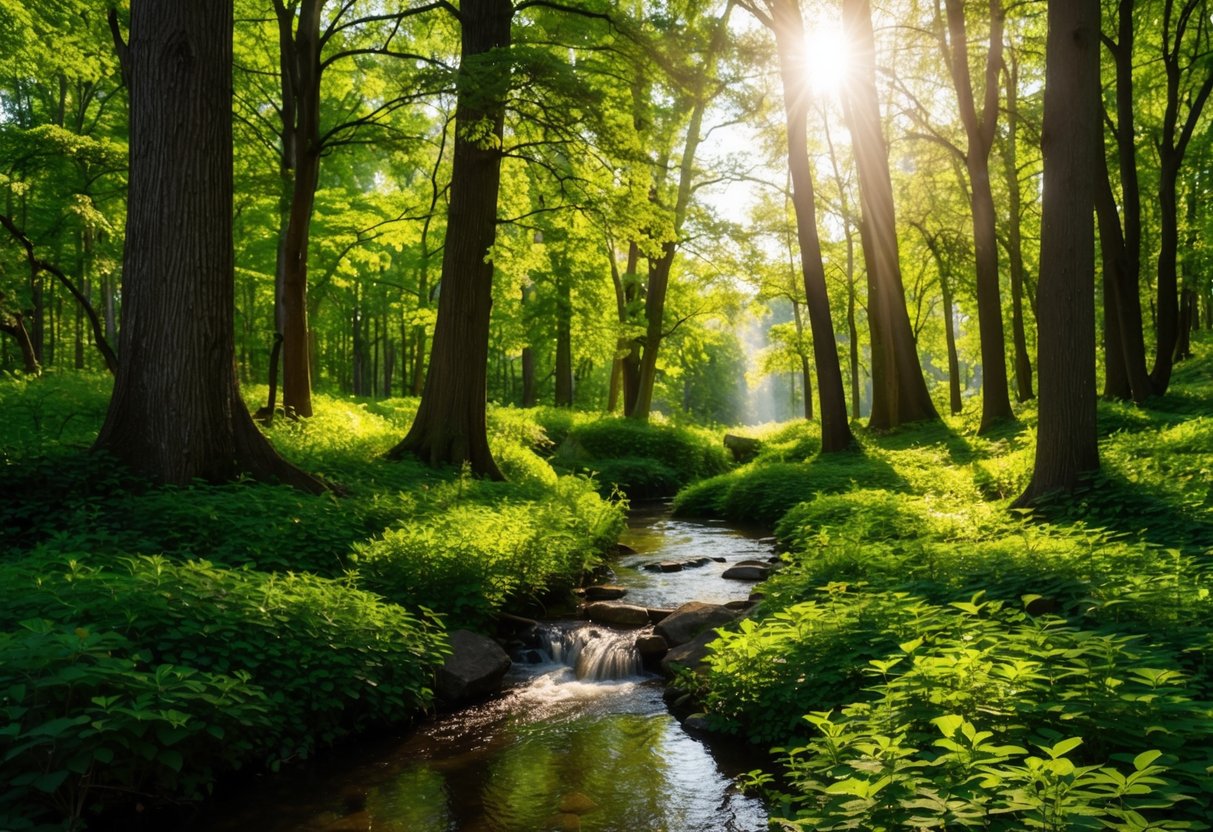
(196, 507, 772, 832)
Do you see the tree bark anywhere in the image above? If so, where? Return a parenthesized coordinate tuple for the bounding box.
(767, 0, 852, 451)
(388, 0, 511, 479)
(94, 0, 322, 492)
(1015, 0, 1100, 505)
(554, 254, 573, 407)
(842, 0, 938, 430)
(1150, 0, 1213, 393)
(1000, 51, 1034, 402)
(942, 0, 1013, 431)
(0, 312, 40, 375)
(275, 0, 323, 418)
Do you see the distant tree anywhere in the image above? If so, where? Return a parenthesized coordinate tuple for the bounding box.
(740, 0, 853, 452)
(937, 0, 1014, 431)
(1015, 0, 1099, 505)
(841, 0, 938, 430)
(94, 0, 321, 492)
(1149, 0, 1213, 394)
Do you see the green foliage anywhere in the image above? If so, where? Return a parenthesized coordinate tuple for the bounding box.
(730, 598, 1213, 830)
(678, 349, 1213, 830)
(0, 555, 448, 827)
(0, 620, 273, 828)
(0, 373, 626, 827)
(550, 417, 730, 499)
(352, 476, 623, 623)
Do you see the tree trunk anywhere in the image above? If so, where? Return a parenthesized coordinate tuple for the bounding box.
(1000, 49, 1034, 402)
(790, 301, 813, 421)
(770, 0, 852, 452)
(554, 260, 573, 407)
(388, 0, 510, 479)
(276, 0, 323, 418)
(94, 0, 322, 492)
(943, 0, 1013, 431)
(842, 0, 938, 430)
(0, 313, 40, 375)
(1095, 150, 1152, 402)
(1015, 0, 1100, 505)
(918, 226, 963, 415)
(1150, 0, 1213, 393)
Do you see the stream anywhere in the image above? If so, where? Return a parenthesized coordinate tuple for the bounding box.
(197, 507, 772, 832)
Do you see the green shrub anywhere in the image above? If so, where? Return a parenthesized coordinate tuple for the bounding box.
(733, 598, 1213, 830)
(0, 620, 274, 829)
(0, 555, 449, 767)
(352, 476, 624, 623)
(551, 418, 729, 498)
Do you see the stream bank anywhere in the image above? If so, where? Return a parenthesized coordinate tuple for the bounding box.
(194, 506, 773, 832)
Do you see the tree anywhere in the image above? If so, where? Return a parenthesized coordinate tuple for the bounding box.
(1149, 0, 1213, 393)
(841, 0, 938, 430)
(938, 0, 1013, 431)
(740, 0, 853, 452)
(387, 0, 512, 478)
(1015, 0, 1099, 505)
(94, 0, 321, 492)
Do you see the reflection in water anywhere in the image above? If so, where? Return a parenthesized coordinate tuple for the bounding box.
(196, 512, 770, 832)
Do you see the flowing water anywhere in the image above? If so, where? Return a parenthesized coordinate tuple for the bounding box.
(195, 507, 772, 832)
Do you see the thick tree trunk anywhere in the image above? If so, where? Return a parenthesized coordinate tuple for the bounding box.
(770, 0, 851, 451)
(842, 0, 938, 430)
(943, 0, 1012, 431)
(94, 0, 321, 492)
(388, 0, 510, 479)
(1015, 0, 1100, 505)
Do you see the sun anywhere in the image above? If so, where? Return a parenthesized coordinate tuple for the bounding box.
(802, 22, 852, 98)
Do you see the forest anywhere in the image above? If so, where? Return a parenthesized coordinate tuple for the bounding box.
(1, 0, 1211, 829)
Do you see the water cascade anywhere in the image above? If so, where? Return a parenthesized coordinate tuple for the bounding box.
(536, 624, 643, 681)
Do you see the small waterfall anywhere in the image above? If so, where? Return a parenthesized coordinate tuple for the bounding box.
(536, 625, 643, 681)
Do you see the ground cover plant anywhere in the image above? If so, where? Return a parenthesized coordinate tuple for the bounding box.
(673, 344, 1213, 830)
(0, 373, 627, 829)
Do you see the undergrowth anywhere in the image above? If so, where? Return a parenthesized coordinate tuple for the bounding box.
(674, 341, 1213, 830)
(0, 374, 626, 829)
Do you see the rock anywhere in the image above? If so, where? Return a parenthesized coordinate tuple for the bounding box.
(436, 630, 511, 703)
(654, 601, 738, 647)
(683, 713, 711, 732)
(559, 792, 598, 815)
(657, 561, 683, 573)
(662, 686, 682, 706)
(758, 536, 777, 545)
(614, 542, 638, 555)
(584, 602, 651, 628)
(635, 634, 668, 660)
(723, 433, 762, 462)
(517, 649, 546, 664)
(686, 557, 711, 568)
(748, 591, 765, 602)
(724, 600, 755, 612)
(710, 556, 727, 563)
(647, 608, 674, 624)
(736, 559, 771, 567)
(584, 584, 628, 601)
(550, 813, 582, 831)
(661, 629, 719, 675)
(722, 564, 770, 581)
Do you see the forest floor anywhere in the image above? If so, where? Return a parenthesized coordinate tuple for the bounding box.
(2, 338, 1211, 830)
